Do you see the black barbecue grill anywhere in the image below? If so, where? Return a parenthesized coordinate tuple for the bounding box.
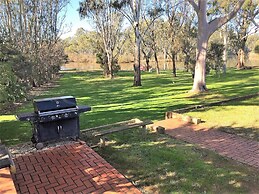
(16, 96, 91, 148)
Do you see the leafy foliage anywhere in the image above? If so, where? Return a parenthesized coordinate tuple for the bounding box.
(254, 45, 259, 54)
(207, 43, 225, 75)
(0, 42, 26, 103)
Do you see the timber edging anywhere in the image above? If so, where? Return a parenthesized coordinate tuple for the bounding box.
(173, 92, 259, 114)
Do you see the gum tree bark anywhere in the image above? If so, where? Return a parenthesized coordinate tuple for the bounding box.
(134, 19, 142, 86)
(187, 0, 245, 92)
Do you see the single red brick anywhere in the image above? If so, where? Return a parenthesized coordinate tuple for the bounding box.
(102, 183, 113, 191)
(53, 184, 67, 192)
(72, 186, 87, 193)
(36, 187, 46, 194)
(26, 180, 42, 188)
(55, 177, 65, 185)
(62, 184, 78, 192)
(74, 179, 84, 187)
(28, 185, 37, 194)
(82, 179, 94, 188)
(19, 185, 29, 193)
(84, 186, 96, 193)
(64, 178, 75, 186)
(44, 182, 59, 190)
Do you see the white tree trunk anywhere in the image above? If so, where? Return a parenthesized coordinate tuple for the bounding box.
(192, 32, 209, 92)
(223, 24, 228, 74)
(107, 50, 114, 79)
(133, 25, 142, 86)
(187, 0, 245, 92)
(191, 0, 209, 92)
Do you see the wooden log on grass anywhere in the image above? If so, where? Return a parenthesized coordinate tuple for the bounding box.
(92, 120, 153, 137)
(81, 119, 137, 133)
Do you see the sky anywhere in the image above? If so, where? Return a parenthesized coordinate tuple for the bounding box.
(61, 0, 93, 39)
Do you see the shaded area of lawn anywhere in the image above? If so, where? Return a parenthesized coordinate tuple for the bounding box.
(187, 97, 259, 141)
(0, 68, 258, 145)
(0, 69, 258, 193)
(96, 128, 259, 193)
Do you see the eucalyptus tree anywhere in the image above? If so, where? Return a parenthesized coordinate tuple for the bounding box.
(228, 0, 259, 69)
(112, 0, 143, 86)
(164, 0, 188, 77)
(181, 13, 197, 76)
(0, 0, 68, 87)
(143, 0, 164, 74)
(187, 0, 246, 92)
(79, 0, 124, 78)
(0, 0, 68, 103)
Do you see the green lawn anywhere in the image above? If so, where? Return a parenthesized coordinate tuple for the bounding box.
(0, 69, 258, 145)
(97, 128, 259, 193)
(187, 97, 259, 141)
(0, 69, 258, 193)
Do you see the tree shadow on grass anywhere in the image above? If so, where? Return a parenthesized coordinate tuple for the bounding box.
(217, 126, 258, 141)
(95, 128, 259, 193)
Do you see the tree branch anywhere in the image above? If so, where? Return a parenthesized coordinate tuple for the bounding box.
(186, 0, 199, 13)
(208, 0, 246, 35)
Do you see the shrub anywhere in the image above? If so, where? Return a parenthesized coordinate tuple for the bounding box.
(206, 43, 224, 75)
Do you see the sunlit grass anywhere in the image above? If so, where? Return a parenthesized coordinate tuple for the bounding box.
(187, 97, 259, 140)
(0, 69, 258, 144)
(0, 69, 258, 192)
(0, 115, 16, 122)
(97, 128, 259, 193)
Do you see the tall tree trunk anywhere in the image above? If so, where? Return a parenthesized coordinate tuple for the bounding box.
(107, 52, 114, 79)
(163, 47, 167, 70)
(172, 53, 176, 77)
(236, 48, 245, 69)
(192, 30, 209, 92)
(146, 58, 150, 71)
(154, 51, 160, 74)
(187, 0, 245, 92)
(133, 26, 141, 86)
(223, 24, 228, 74)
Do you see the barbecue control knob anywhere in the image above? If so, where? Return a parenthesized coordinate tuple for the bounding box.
(51, 116, 56, 120)
(64, 113, 68, 118)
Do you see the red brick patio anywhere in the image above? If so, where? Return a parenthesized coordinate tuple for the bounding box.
(12, 142, 141, 194)
(155, 118, 259, 169)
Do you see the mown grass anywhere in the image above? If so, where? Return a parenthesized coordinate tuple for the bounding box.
(97, 128, 259, 193)
(187, 97, 259, 141)
(0, 68, 258, 144)
(0, 68, 258, 193)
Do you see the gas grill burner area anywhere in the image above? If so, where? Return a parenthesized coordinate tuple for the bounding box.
(16, 96, 91, 149)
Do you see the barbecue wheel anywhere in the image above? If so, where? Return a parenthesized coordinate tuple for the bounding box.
(35, 143, 44, 150)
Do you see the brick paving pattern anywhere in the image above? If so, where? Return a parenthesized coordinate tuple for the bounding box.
(0, 167, 17, 194)
(12, 142, 141, 194)
(155, 118, 259, 169)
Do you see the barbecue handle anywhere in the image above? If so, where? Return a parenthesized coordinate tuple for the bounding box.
(57, 125, 63, 133)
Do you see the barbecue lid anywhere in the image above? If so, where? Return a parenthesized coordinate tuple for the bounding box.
(33, 96, 77, 112)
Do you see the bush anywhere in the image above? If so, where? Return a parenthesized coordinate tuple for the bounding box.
(206, 43, 224, 75)
(96, 52, 120, 76)
(0, 63, 25, 103)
